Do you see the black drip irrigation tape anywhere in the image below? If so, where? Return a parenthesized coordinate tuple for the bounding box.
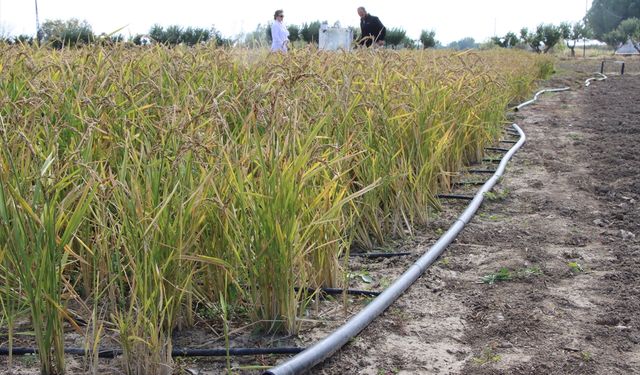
(320, 288, 380, 297)
(0, 346, 305, 358)
(499, 140, 518, 144)
(437, 194, 474, 201)
(484, 147, 510, 152)
(295, 287, 381, 297)
(172, 347, 305, 357)
(468, 169, 497, 174)
(350, 252, 411, 258)
(453, 181, 486, 186)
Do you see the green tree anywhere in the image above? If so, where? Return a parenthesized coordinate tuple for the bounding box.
(41, 18, 94, 48)
(348, 26, 360, 41)
(560, 21, 592, 57)
(491, 32, 519, 48)
(265, 22, 273, 43)
(181, 27, 211, 46)
(608, 17, 640, 51)
(447, 37, 477, 50)
(164, 25, 183, 45)
(149, 24, 166, 44)
(287, 24, 300, 42)
(210, 27, 231, 47)
(521, 24, 562, 53)
(301, 21, 322, 43)
(14, 35, 35, 45)
(402, 37, 419, 49)
(385, 27, 406, 47)
(419, 29, 437, 49)
(602, 28, 628, 48)
(586, 0, 640, 39)
(143, 24, 222, 47)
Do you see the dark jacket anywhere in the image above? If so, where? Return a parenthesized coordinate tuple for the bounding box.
(359, 14, 386, 46)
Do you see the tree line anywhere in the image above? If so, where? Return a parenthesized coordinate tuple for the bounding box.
(2, 0, 638, 53)
(0, 18, 440, 50)
(491, 0, 640, 54)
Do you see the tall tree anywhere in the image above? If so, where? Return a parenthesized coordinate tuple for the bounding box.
(419, 29, 437, 49)
(560, 21, 592, 57)
(149, 24, 166, 44)
(491, 32, 520, 48)
(300, 21, 322, 43)
(586, 0, 640, 39)
(40, 18, 94, 48)
(287, 25, 300, 42)
(181, 27, 211, 46)
(447, 37, 477, 50)
(385, 28, 407, 47)
(521, 24, 562, 53)
(607, 17, 640, 51)
(165, 25, 183, 45)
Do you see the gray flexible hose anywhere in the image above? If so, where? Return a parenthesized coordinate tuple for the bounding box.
(264, 124, 527, 375)
(585, 72, 607, 87)
(514, 87, 570, 111)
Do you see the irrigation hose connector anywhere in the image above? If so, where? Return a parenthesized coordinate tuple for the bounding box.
(264, 124, 527, 375)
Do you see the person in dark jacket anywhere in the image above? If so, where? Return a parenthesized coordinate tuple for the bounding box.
(357, 6, 386, 47)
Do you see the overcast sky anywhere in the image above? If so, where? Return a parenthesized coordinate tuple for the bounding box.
(1, 0, 591, 44)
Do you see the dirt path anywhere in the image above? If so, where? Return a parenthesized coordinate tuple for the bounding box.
(316, 71, 640, 374)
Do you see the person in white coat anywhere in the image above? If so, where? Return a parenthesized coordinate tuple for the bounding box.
(271, 9, 290, 52)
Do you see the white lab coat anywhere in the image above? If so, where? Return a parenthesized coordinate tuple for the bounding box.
(271, 21, 290, 52)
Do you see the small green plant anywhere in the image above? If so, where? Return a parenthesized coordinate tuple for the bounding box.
(484, 188, 510, 201)
(438, 257, 451, 267)
(376, 368, 399, 375)
(473, 347, 501, 365)
(481, 268, 512, 284)
(568, 262, 583, 274)
(349, 269, 374, 283)
(580, 351, 592, 362)
(484, 191, 498, 200)
(519, 266, 543, 277)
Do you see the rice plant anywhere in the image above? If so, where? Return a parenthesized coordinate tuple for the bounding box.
(0, 42, 552, 373)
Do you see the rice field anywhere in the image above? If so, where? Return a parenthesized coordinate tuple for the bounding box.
(0, 43, 552, 374)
